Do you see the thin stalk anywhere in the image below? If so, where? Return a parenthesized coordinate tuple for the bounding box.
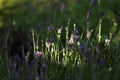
(98, 19, 102, 42)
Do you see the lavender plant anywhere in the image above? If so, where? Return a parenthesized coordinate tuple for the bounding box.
(0, 0, 120, 80)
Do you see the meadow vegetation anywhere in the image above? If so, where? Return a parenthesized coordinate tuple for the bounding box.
(0, 0, 120, 80)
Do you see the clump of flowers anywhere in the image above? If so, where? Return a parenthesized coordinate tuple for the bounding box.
(45, 38, 54, 51)
(35, 51, 45, 60)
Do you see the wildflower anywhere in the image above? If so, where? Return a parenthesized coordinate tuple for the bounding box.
(4, 45, 8, 49)
(105, 38, 110, 46)
(37, 24, 41, 32)
(46, 41, 51, 49)
(86, 29, 93, 40)
(47, 26, 52, 32)
(35, 51, 44, 59)
(99, 58, 105, 67)
(37, 23, 45, 32)
(75, 35, 79, 42)
(14, 54, 20, 61)
(75, 29, 79, 36)
(51, 47, 54, 53)
(69, 33, 79, 44)
(57, 27, 62, 34)
(69, 34, 75, 44)
(57, 27, 63, 39)
(89, 0, 95, 8)
(17, 67, 23, 76)
(80, 44, 87, 53)
(41, 63, 47, 74)
(46, 38, 54, 49)
(25, 51, 31, 62)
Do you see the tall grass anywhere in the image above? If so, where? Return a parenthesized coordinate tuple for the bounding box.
(0, 0, 120, 80)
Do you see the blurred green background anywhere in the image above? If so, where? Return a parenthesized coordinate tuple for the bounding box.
(0, 0, 120, 36)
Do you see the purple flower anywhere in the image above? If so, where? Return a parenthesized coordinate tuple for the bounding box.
(35, 51, 44, 60)
(37, 24, 41, 32)
(47, 26, 52, 32)
(41, 63, 47, 74)
(37, 23, 45, 32)
(14, 54, 20, 61)
(89, 0, 95, 8)
(99, 58, 105, 67)
(75, 35, 79, 42)
(75, 30, 79, 36)
(4, 45, 8, 49)
(17, 67, 23, 75)
(80, 44, 87, 52)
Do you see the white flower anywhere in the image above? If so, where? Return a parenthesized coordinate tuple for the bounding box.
(35, 51, 44, 59)
(105, 39, 110, 46)
(57, 27, 62, 34)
